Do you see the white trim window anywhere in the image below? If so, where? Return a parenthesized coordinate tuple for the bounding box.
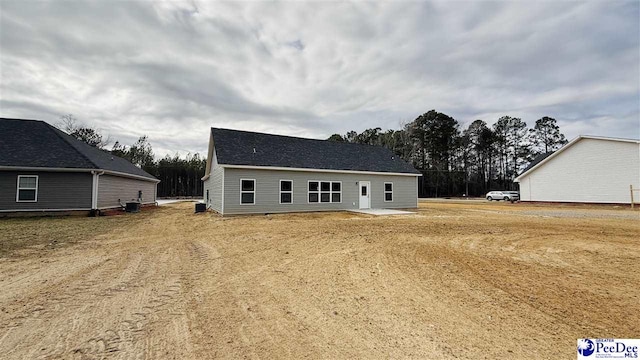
(320, 181, 331, 203)
(280, 180, 293, 204)
(308, 180, 341, 203)
(16, 175, 38, 202)
(240, 179, 255, 205)
(308, 181, 319, 203)
(384, 182, 393, 202)
(331, 181, 342, 203)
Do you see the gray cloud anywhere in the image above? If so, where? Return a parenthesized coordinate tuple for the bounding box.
(1, 0, 638, 157)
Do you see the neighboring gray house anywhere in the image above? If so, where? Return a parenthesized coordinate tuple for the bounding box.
(202, 128, 420, 215)
(0, 118, 159, 215)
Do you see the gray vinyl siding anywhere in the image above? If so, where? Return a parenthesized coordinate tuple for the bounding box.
(204, 166, 224, 213)
(0, 171, 92, 211)
(97, 174, 157, 209)
(203, 178, 213, 209)
(203, 149, 223, 213)
(222, 168, 418, 215)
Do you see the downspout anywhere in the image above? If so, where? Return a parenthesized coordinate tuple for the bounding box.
(220, 167, 225, 216)
(91, 171, 97, 210)
(90, 170, 104, 213)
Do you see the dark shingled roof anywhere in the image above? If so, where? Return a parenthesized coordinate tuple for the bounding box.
(519, 152, 554, 176)
(211, 128, 420, 174)
(0, 118, 157, 181)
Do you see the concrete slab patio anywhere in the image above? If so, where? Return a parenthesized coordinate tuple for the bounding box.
(349, 208, 415, 216)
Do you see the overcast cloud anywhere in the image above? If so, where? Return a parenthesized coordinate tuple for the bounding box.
(1, 0, 638, 156)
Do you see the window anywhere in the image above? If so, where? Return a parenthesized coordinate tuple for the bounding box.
(308, 180, 341, 204)
(320, 181, 330, 202)
(331, 182, 341, 203)
(384, 182, 393, 202)
(280, 180, 293, 204)
(240, 179, 255, 205)
(308, 181, 319, 203)
(16, 175, 38, 202)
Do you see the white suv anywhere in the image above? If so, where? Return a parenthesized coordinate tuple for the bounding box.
(486, 191, 519, 201)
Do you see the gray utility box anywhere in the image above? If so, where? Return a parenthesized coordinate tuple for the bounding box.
(195, 203, 206, 213)
(125, 202, 141, 213)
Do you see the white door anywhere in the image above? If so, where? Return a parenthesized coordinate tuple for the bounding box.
(359, 181, 371, 209)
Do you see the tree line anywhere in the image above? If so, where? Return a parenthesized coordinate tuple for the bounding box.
(57, 110, 568, 199)
(57, 115, 205, 198)
(327, 110, 568, 197)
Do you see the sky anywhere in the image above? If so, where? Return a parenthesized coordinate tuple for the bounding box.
(1, 0, 639, 157)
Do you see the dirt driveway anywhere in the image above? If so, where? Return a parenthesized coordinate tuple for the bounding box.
(0, 202, 638, 359)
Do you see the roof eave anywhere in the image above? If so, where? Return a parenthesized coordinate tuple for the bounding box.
(0, 166, 160, 183)
(219, 164, 421, 176)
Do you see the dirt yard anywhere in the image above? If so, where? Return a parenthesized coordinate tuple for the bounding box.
(0, 201, 638, 359)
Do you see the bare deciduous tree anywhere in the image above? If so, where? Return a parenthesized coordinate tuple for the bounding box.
(55, 114, 112, 149)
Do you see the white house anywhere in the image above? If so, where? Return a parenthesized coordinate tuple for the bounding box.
(514, 135, 640, 204)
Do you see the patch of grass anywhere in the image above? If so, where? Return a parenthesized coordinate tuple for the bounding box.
(0, 210, 156, 258)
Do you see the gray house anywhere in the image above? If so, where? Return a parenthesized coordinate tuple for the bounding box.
(0, 118, 159, 215)
(202, 128, 420, 215)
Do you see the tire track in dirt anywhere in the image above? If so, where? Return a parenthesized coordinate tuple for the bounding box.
(1, 255, 121, 332)
(0, 252, 152, 358)
(72, 276, 184, 360)
(2, 223, 193, 359)
(429, 242, 635, 335)
(2, 201, 638, 359)
(380, 239, 636, 359)
(380, 242, 546, 358)
(181, 238, 231, 359)
(63, 220, 196, 360)
(180, 230, 311, 359)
